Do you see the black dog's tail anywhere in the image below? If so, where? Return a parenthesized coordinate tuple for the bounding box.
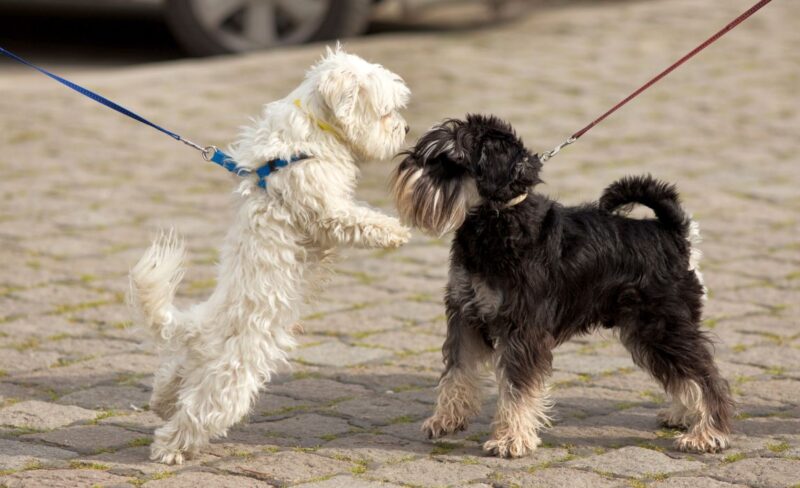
(599, 175, 689, 235)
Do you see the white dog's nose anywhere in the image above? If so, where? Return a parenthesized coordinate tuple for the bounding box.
(405, 125, 410, 134)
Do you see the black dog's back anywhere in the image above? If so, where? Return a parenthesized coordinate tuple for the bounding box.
(454, 178, 697, 340)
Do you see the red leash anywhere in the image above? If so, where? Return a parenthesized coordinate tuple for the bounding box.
(539, 0, 774, 162)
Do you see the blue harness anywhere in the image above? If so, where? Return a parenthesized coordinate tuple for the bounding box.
(0, 46, 307, 188)
(208, 149, 310, 189)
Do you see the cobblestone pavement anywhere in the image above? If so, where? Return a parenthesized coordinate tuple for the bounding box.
(1, 0, 799, 486)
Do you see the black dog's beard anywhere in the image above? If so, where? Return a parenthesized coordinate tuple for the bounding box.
(391, 166, 479, 236)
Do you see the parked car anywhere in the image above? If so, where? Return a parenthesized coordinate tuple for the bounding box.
(165, 0, 375, 56)
(2, 0, 376, 56)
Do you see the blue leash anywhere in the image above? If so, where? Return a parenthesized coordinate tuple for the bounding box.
(0, 46, 306, 188)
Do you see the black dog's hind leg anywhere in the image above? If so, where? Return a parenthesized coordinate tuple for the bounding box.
(484, 325, 555, 458)
(620, 303, 733, 452)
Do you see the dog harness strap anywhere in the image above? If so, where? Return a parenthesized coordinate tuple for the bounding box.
(206, 147, 310, 189)
(538, 0, 773, 162)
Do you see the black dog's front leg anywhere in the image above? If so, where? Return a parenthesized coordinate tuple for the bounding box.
(422, 277, 493, 439)
(484, 325, 555, 458)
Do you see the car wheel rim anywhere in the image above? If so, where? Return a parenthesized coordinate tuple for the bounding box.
(189, 0, 331, 50)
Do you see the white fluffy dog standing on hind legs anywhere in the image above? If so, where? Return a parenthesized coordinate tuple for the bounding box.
(129, 47, 412, 464)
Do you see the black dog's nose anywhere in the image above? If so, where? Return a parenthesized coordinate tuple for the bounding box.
(405, 125, 410, 134)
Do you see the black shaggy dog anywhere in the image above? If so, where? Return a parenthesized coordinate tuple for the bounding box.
(391, 114, 733, 458)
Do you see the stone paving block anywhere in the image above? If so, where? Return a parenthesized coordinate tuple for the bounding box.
(0, 314, 96, 341)
(390, 350, 444, 370)
(0, 350, 62, 374)
(704, 298, 768, 321)
(57, 385, 151, 411)
(504, 467, 626, 488)
(372, 274, 448, 297)
(367, 458, 491, 487)
(143, 470, 274, 487)
(295, 475, 402, 488)
(318, 284, 398, 307)
(251, 393, 311, 419)
(250, 413, 352, 440)
(733, 346, 800, 371)
(17, 352, 157, 394)
(438, 446, 572, 470)
(11, 284, 117, 315)
(216, 451, 352, 485)
(268, 378, 370, 404)
(739, 379, 800, 405)
(304, 308, 407, 336)
(735, 417, 800, 438)
(360, 329, 444, 353)
(0, 439, 78, 471)
(332, 366, 438, 393)
(0, 400, 98, 430)
(709, 458, 800, 488)
(543, 424, 658, 450)
(651, 477, 749, 488)
(0, 468, 133, 488)
(0, 383, 50, 409)
(316, 434, 430, 464)
(97, 411, 163, 431)
(587, 370, 661, 393)
(82, 446, 174, 477)
(566, 446, 704, 478)
(553, 385, 653, 418)
(329, 395, 430, 428)
(552, 354, 636, 376)
(576, 407, 662, 432)
(292, 342, 392, 368)
(23, 425, 146, 454)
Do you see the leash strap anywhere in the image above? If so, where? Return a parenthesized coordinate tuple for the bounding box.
(0, 46, 308, 187)
(0, 46, 192, 147)
(539, 0, 773, 162)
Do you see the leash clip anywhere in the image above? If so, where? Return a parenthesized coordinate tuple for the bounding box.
(538, 136, 576, 163)
(202, 145, 218, 162)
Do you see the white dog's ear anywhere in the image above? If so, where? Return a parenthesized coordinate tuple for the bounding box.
(318, 66, 360, 124)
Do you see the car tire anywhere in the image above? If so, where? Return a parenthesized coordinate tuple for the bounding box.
(165, 0, 372, 56)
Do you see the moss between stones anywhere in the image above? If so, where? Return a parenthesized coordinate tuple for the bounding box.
(766, 441, 790, 453)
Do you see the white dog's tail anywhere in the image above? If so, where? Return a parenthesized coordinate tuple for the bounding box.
(129, 230, 187, 343)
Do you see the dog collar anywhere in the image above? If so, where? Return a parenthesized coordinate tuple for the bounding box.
(293, 98, 346, 143)
(504, 193, 528, 208)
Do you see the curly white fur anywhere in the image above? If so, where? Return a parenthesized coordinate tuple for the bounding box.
(129, 47, 411, 465)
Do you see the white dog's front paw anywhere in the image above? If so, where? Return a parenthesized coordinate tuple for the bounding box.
(150, 441, 185, 465)
(383, 223, 411, 248)
(377, 217, 412, 248)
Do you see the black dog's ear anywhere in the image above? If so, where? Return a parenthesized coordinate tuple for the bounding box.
(518, 152, 542, 177)
(508, 150, 540, 183)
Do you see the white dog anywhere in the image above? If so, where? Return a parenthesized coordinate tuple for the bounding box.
(129, 47, 411, 465)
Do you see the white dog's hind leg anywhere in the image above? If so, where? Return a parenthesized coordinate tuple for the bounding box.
(150, 352, 266, 464)
(150, 356, 183, 420)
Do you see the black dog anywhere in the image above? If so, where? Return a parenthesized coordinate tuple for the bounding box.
(391, 114, 733, 457)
